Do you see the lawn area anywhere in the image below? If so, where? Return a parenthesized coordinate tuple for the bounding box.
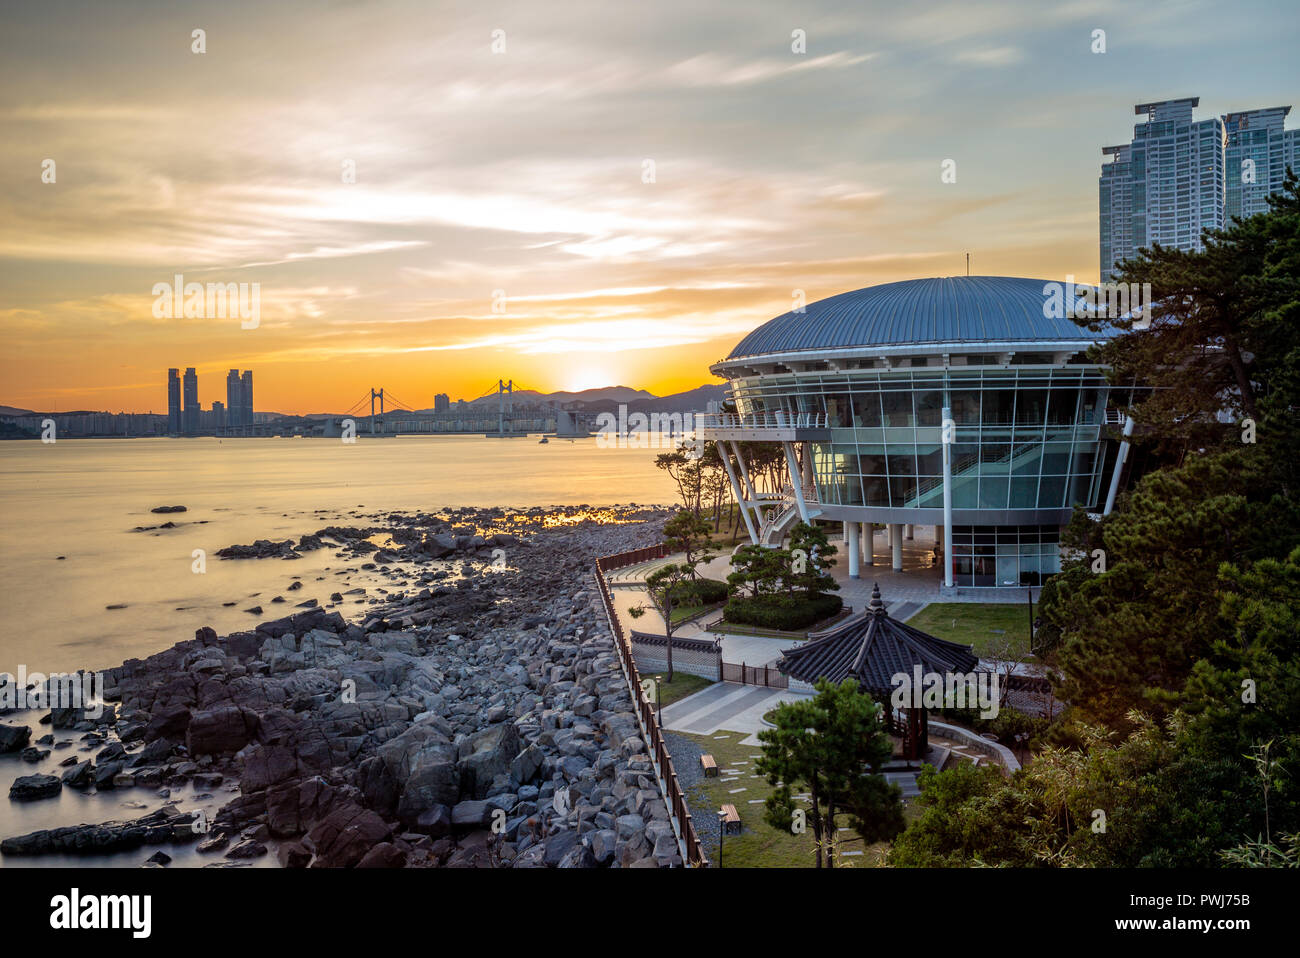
(905, 602, 1033, 658)
(681, 729, 891, 868)
(653, 672, 715, 708)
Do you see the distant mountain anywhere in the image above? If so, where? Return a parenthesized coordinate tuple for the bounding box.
(566, 383, 728, 416)
(0, 405, 36, 417)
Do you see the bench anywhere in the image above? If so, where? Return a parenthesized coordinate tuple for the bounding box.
(720, 804, 741, 835)
(700, 754, 718, 777)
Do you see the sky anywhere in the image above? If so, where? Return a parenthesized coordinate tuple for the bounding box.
(0, 0, 1296, 415)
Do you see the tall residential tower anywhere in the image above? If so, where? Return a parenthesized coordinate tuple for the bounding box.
(1100, 97, 1298, 281)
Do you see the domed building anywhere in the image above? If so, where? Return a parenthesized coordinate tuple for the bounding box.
(699, 276, 1132, 590)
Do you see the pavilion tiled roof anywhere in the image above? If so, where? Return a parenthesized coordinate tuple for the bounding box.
(777, 584, 981, 696)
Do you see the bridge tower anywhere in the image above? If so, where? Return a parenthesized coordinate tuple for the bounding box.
(497, 379, 513, 436)
(370, 388, 384, 435)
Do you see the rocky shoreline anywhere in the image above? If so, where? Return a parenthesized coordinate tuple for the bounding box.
(1, 504, 680, 868)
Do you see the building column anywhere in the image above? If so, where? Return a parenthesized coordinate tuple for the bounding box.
(782, 441, 811, 523)
(863, 523, 874, 566)
(719, 444, 760, 544)
(942, 405, 954, 589)
(1103, 415, 1135, 515)
(891, 523, 904, 571)
(904, 524, 913, 540)
(847, 522, 860, 579)
(841, 521, 850, 545)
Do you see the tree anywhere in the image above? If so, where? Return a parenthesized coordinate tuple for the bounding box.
(756, 678, 902, 868)
(662, 508, 715, 580)
(787, 522, 839, 598)
(1080, 172, 1300, 462)
(654, 447, 703, 514)
(726, 543, 788, 598)
(626, 562, 692, 682)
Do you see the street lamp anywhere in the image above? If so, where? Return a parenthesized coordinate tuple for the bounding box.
(716, 808, 726, 868)
(655, 674, 663, 726)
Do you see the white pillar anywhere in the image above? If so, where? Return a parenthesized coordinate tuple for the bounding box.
(842, 521, 850, 545)
(891, 523, 904, 571)
(863, 523, 873, 566)
(942, 405, 954, 589)
(719, 445, 760, 544)
(904, 524, 914, 540)
(1103, 415, 1135, 515)
(847, 522, 860, 579)
(782, 441, 811, 523)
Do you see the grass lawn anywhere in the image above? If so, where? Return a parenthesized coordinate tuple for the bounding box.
(667, 600, 724, 626)
(905, 602, 1034, 658)
(682, 729, 891, 868)
(652, 672, 715, 708)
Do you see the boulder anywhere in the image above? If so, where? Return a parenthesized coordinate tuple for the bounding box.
(0, 723, 31, 753)
(10, 774, 62, 801)
(186, 705, 260, 755)
(307, 804, 392, 868)
(457, 723, 522, 800)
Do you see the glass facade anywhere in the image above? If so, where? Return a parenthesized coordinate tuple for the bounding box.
(730, 366, 1110, 512)
(950, 525, 1061, 588)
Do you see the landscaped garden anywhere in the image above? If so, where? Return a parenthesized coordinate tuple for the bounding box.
(905, 602, 1033, 658)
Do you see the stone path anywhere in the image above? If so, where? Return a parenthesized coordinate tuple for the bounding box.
(660, 681, 813, 746)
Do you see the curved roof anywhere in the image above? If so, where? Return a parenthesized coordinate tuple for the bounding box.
(727, 276, 1109, 359)
(778, 584, 981, 695)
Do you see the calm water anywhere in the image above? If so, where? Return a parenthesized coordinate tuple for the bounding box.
(0, 436, 679, 674)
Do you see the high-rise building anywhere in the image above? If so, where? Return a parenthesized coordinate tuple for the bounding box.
(1100, 97, 1297, 281)
(167, 369, 181, 434)
(240, 371, 254, 426)
(1224, 107, 1300, 221)
(182, 368, 199, 435)
(212, 400, 225, 430)
(226, 369, 243, 428)
(434, 392, 450, 413)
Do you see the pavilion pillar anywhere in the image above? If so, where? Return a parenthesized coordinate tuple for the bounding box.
(904, 524, 914, 540)
(847, 522, 860, 579)
(891, 523, 904, 571)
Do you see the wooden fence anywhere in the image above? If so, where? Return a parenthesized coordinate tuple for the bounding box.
(594, 544, 709, 867)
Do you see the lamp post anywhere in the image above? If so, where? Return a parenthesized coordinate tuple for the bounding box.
(654, 674, 663, 726)
(716, 809, 726, 868)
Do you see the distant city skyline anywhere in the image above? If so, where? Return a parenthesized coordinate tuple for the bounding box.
(2, 0, 1297, 414)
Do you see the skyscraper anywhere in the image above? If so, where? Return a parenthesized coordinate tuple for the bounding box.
(226, 369, 243, 429)
(240, 370, 254, 426)
(1224, 107, 1299, 221)
(167, 369, 181, 434)
(182, 368, 199, 435)
(434, 392, 450, 414)
(1100, 97, 1297, 281)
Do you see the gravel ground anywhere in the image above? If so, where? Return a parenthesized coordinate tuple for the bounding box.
(665, 730, 720, 852)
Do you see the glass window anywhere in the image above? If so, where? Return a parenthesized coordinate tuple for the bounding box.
(863, 476, 890, 507)
(951, 475, 978, 508)
(859, 452, 888, 476)
(852, 393, 882, 427)
(887, 452, 916, 476)
(890, 476, 919, 508)
(1046, 389, 1080, 426)
(915, 390, 943, 427)
(881, 391, 914, 427)
(1009, 477, 1039, 508)
(1041, 443, 1073, 474)
(950, 390, 981, 425)
(979, 477, 1009, 509)
(981, 444, 1012, 473)
(1016, 389, 1049, 425)
(1011, 444, 1042, 476)
(1038, 477, 1066, 508)
(916, 444, 943, 475)
(982, 391, 1016, 426)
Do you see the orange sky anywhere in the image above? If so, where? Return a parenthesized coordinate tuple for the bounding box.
(1, 0, 1294, 414)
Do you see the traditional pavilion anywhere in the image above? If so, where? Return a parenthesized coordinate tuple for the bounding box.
(777, 584, 982, 758)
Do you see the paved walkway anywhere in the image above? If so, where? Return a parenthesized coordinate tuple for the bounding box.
(660, 681, 813, 746)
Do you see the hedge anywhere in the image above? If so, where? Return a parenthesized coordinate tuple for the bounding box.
(723, 593, 843, 631)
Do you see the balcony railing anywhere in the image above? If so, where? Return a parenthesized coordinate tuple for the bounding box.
(695, 412, 828, 430)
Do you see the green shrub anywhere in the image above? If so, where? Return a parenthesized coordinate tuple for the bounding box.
(667, 577, 729, 606)
(724, 593, 843, 631)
